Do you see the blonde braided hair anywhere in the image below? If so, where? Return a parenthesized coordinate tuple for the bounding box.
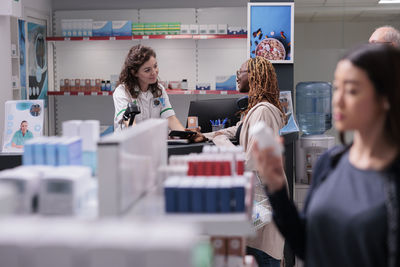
(244, 56, 286, 121)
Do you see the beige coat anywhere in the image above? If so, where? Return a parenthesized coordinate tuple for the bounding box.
(205, 101, 286, 260)
(241, 102, 286, 260)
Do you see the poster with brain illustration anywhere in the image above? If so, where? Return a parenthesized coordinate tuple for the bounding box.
(2, 100, 44, 152)
(248, 2, 294, 63)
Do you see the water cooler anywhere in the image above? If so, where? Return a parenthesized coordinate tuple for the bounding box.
(295, 82, 335, 184)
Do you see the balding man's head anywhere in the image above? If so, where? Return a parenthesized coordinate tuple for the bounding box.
(369, 26, 400, 47)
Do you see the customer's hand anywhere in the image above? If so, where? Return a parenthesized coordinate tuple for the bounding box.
(186, 127, 208, 143)
(252, 140, 286, 193)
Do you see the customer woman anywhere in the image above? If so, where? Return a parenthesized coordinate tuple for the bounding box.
(253, 43, 400, 267)
(113, 45, 185, 132)
(207, 56, 287, 267)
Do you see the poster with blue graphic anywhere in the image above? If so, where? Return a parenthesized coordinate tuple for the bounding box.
(2, 100, 44, 152)
(27, 22, 47, 105)
(18, 19, 27, 100)
(248, 3, 294, 63)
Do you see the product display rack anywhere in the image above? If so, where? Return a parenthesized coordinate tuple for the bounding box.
(46, 34, 247, 41)
(47, 89, 246, 96)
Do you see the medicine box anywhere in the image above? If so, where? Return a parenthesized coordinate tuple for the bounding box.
(199, 25, 208, 34)
(217, 24, 227, 35)
(216, 75, 237, 91)
(196, 83, 211, 90)
(112, 20, 132, 36)
(156, 22, 169, 35)
(189, 24, 199, 34)
(92, 21, 112, 36)
(132, 23, 145, 35)
(144, 23, 156, 35)
(207, 24, 217, 34)
(168, 22, 180, 35)
(180, 24, 190, 34)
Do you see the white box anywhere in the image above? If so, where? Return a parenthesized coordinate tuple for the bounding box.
(189, 24, 199, 34)
(11, 76, 18, 89)
(180, 24, 190, 34)
(217, 24, 227, 35)
(11, 44, 17, 57)
(199, 25, 208, 34)
(207, 24, 217, 34)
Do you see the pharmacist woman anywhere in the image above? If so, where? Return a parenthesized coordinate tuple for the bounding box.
(113, 45, 189, 133)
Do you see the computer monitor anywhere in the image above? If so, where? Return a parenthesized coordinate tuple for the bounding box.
(97, 119, 168, 217)
(187, 98, 242, 133)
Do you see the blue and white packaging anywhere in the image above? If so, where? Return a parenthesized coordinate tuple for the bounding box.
(219, 178, 232, 213)
(45, 137, 60, 166)
(164, 177, 180, 213)
(177, 178, 192, 213)
(227, 26, 247, 35)
(57, 137, 82, 166)
(196, 83, 211, 90)
(92, 21, 112, 36)
(23, 140, 34, 165)
(32, 137, 47, 165)
(216, 75, 237, 91)
(205, 178, 218, 213)
(191, 177, 206, 213)
(112, 20, 132, 36)
(232, 177, 246, 212)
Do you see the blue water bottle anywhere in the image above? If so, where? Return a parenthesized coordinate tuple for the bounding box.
(296, 82, 332, 135)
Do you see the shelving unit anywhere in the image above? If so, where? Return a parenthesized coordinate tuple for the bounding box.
(46, 34, 247, 41)
(46, 7, 248, 135)
(47, 89, 246, 96)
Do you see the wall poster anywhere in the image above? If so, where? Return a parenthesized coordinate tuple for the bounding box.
(18, 19, 27, 100)
(27, 22, 48, 104)
(248, 2, 294, 63)
(2, 100, 44, 152)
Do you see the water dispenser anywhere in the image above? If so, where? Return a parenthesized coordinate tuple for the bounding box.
(295, 82, 335, 184)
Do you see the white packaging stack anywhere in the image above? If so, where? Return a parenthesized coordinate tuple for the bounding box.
(62, 120, 82, 137)
(0, 168, 42, 214)
(0, 183, 16, 216)
(38, 166, 91, 216)
(80, 120, 100, 152)
(0, 218, 200, 267)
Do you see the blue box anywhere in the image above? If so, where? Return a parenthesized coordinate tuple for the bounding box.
(32, 139, 46, 165)
(216, 75, 237, 91)
(23, 142, 34, 165)
(92, 21, 112, 36)
(178, 179, 192, 213)
(196, 83, 211, 90)
(57, 137, 82, 166)
(45, 138, 59, 166)
(112, 20, 132, 36)
(205, 179, 219, 213)
(164, 177, 180, 213)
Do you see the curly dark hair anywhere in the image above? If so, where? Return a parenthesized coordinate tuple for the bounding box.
(117, 45, 161, 98)
(245, 56, 286, 121)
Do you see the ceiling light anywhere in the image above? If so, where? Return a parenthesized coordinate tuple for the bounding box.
(379, 0, 400, 3)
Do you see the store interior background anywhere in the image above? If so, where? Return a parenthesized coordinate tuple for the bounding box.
(1, 0, 400, 141)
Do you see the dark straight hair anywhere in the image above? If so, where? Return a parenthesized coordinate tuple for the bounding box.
(339, 43, 400, 148)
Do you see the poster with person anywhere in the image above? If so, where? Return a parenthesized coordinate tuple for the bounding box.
(2, 100, 44, 152)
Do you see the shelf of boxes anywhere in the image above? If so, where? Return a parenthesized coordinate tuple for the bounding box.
(47, 89, 246, 96)
(46, 34, 247, 42)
